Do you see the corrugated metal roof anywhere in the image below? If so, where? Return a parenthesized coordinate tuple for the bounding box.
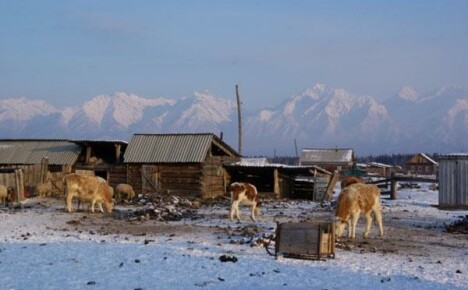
(438, 153, 468, 159)
(299, 148, 354, 165)
(228, 159, 332, 175)
(124, 133, 233, 163)
(0, 140, 81, 165)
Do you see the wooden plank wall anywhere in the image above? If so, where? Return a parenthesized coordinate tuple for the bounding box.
(202, 156, 228, 198)
(108, 165, 128, 188)
(127, 156, 239, 200)
(0, 165, 43, 188)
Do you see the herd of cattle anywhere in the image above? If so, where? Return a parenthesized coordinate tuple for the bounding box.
(0, 173, 383, 240)
(229, 176, 384, 240)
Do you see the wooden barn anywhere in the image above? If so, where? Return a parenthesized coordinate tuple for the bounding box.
(226, 158, 332, 201)
(406, 153, 438, 176)
(0, 139, 128, 197)
(299, 148, 355, 172)
(71, 139, 128, 186)
(438, 154, 468, 209)
(123, 133, 240, 199)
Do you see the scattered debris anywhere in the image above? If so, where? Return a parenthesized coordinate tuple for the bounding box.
(445, 215, 468, 234)
(219, 255, 238, 263)
(113, 194, 201, 222)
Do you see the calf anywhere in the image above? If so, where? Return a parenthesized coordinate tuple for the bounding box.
(115, 183, 135, 203)
(63, 174, 114, 213)
(335, 183, 383, 239)
(229, 182, 261, 222)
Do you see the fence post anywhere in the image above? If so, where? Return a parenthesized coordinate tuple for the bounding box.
(390, 172, 397, 200)
(15, 169, 25, 201)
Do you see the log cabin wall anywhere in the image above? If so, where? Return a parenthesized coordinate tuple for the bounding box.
(126, 156, 240, 200)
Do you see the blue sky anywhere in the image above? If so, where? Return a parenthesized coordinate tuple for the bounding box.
(1, 0, 468, 109)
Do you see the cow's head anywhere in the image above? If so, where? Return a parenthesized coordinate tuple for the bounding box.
(334, 218, 348, 238)
(103, 199, 114, 213)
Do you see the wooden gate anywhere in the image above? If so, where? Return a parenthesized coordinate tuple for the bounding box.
(142, 165, 160, 194)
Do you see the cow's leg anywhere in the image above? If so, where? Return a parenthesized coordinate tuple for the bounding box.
(66, 192, 75, 212)
(230, 200, 241, 221)
(350, 210, 360, 239)
(90, 199, 96, 213)
(250, 204, 257, 221)
(346, 219, 352, 239)
(98, 202, 104, 213)
(229, 201, 237, 221)
(363, 211, 373, 238)
(373, 207, 384, 237)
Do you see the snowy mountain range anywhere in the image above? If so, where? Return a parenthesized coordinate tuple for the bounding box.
(1, 84, 467, 156)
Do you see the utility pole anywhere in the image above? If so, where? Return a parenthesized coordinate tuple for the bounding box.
(236, 85, 242, 155)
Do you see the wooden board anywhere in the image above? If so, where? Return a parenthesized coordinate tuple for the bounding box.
(275, 222, 335, 260)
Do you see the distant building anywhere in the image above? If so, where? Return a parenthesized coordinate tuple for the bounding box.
(226, 157, 331, 201)
(438, 153, 468, 208)
(406, 153, 438, 176)
(364, 162, 401, 177)
(299, 148, 354, 172)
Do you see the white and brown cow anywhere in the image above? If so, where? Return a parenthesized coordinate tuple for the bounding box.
(229, 182, 261, 222)
(63, 173, 114, 213)
(335, 183, 383, 239)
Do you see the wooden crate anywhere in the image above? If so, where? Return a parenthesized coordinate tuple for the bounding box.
(274, 221, 335, 260)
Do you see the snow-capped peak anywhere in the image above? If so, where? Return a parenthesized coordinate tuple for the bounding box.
(397, 86, 419, 101)
(0, 97, 58, 121)
(112, 92, 176, 127)
(177, 91, 235, 125)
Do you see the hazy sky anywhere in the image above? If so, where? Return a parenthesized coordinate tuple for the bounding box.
(1, 0, 468, 109)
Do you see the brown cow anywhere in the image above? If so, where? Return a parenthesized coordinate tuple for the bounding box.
(63, 174, 113, 213)
(335, 183, 383, 239)
(229, 182, 261, 222)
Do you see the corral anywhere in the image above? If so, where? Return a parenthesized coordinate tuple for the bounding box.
(0, 184, 467, 289)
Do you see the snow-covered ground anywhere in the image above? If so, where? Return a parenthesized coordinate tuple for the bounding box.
(0, 184, 467, 290)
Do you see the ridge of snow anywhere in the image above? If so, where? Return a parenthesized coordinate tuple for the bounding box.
(112, 92, 176, 128)
(0, 97, 58, 121)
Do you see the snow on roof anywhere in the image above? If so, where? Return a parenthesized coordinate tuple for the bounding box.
(299, 148, 354, 164)
(420, 153, 438, 165)
(438, 153, 468, 159)
(235, 158, 269, 167)
(369, 162, 394, 168)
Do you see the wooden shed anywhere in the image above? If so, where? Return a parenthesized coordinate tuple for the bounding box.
(299, 148, 355, 172)
(226, 158, 331, 201)
(438, 154, 468, 209)
(0, 139, 82, 195)
(0, 139, 128, 195)
(406, 153, 438, 176)
(123, 133, 241, 199)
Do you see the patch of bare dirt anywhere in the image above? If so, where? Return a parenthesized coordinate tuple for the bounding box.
(4, 196, 467, 261)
